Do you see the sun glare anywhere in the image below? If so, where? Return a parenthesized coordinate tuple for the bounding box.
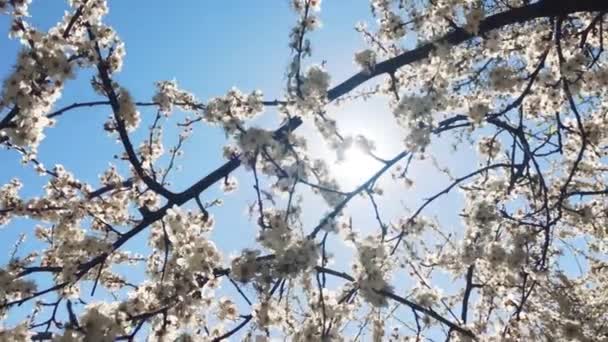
(329, 147, 382, 188)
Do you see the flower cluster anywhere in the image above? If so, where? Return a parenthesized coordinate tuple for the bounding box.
(149, 205, 219, 281)
(0, 323, 31, 342)
(0, 267, 36, 317)
(293, 65, 331, 114)
(393, 94, 443, 151)
(468, 101, 489, 124)
(273, 238, 319, 277)
(353, 236, 392, 307)
(411, 285, 440, 308)
(117, 88, 140, 131)
(77, 303, 127, 342)
(310, 158, 344, 207)
(354, 49, 377, 74)
(488, 66, 517, 91)
(273, 161, 308, 193)
(217, 297, 238, 321)
(0, 0, 122, 152)
(291, 0, 322, 12)
(477, 136, 501, 158)
(396, 216, 431, 237)
(231, 249, 262, 283)
(204, 88, 264, 134)
(238, 127, 274, 160)
(376, 10, 405, 41)
(0, 178, 22, 226)
(138, 132, 165, 171)
(0, 49, 61, 150)
(292, 289, 353, 341)
(220, 175, 238, 193)
(3, 1, 608, 341)
(464, 7, 484, 35)
(152, 80, 198, 115)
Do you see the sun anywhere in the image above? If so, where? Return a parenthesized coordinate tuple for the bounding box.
(329, 146, 383, 188)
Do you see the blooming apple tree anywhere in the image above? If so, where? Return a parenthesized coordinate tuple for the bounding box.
(1, 0, 608, 341)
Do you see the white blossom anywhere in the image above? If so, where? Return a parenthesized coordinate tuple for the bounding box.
(354, 49, 377, 74)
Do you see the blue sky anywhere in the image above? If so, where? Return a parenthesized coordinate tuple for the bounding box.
(0, 0, 483, 337)
(0, 0, 376, 254)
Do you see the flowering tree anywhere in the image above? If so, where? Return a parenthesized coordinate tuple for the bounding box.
(1, 0, 608, 340)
